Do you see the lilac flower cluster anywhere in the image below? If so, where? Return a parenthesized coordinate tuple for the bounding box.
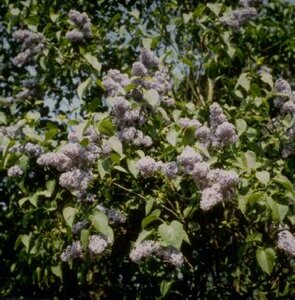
(7, 165, 23, 178)
(61, 241, 84, 262)
(273, 78, 292, 109)
(277, 230, 295, 257)
(102, 49, 175, 149)
(130, 240, 184, 267)
(12, 29, 45, 67)
(0, 125, 23, 139)
(37, 126, 106, 195)
(88, 234, 109, 256)
(102, 70, 131, 97)
(219, 6, 257, 30)
(66, 10, 92, 43)
(271, 78, 295, 157)
(194, 103, 238, 149)
(72, 219, 88, 235)
(97, 204, 126, 225)
(178, 103, 237, 149)
(61, 234, 111, 262)
(137, 146, 239, 211)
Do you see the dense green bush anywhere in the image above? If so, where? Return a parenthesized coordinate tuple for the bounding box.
(1, 0, 295, 299)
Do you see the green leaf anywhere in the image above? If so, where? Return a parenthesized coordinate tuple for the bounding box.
(135, 229, 154, 245)
(145, 198, 155, 216)
(256, 248, 276, 275)
(235, 119, 247, 136)
(256, 171, 270, 185)
(183, 127, 196, 145)
(166, 128, 178, 146)
(142, 38, 152, 49)
(267, 197, 288, 222)
(127, 159, 138, 178)
(46, 179, 56, 196)
(244, 151, 257, 169)
(260, 72, 273, 88)
(51, 264, 62, 279)
(63, 207, 76, 227)
(21, 234, 31, 252)
(0, 112, 7, 125)
(80, 229, 90, 251)
(143, 89, 160, 108)
(90, 211, 109, 236)
(273, 174, 294, 192)
(84, 53, 102, 72)
(98, 118, 115, 136)
(236, 73, 250, 92)
(158, 220, 185, 249)
(141, 209, 161, 229)
(108, 136, 123, 155)
(77, 77, 91, 100)
(206, 3, 223, 16)
(160, 280, 174, 297)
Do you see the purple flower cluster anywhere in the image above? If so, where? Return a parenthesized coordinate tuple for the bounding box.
(61, 234, 112, 262)
(194, 103, 238, 149)
(103, 70, 131, 97)
(66, 10, 92, 43)
(72, 219, 88, 235)
(0, 125, 23, 139)
(130, 240, 184, 267)
(97, 204, 127, 225)
(12, 29, 45, 67)
(7, 165, 23, 178)
(136, 144, 239, 211)
(277, 230, 295, 257)
(273, 78, 292, 109)
(219, 6, 257, 30)
(61, 241, 84, 262)
(37, 126, 107, 195)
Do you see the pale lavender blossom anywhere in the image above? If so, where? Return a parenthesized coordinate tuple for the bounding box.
(12, 29, 45, 67)
(179, 118, 201, 128)
(7, 165, 23, 177)
(88, 234, 109, 256)
(277, 230, 295, 257)
(161, 161, 179, 179)
(143, 66, 172, 94)
(212, 122, 238, 148)
(220, 7, 257, 30)
(207, 169, 239, 190)
(177, 146, 203, 170)
(132, 62, 148, 77)
(67, 10, 92, 40)
(191, 162, 210, 188)
(195, 126, 211, 147)
(200, 183, 223, 211)
(59, 168, 93, 192)
(161, 96, 175, 106)
(23, 142, 42, 157)
(140, 49, 160, 68)
(72, 220, 88, 234)
(37, 152, 73, 172)
(130, 240, 161, 263)
(159, 247, 184, 267)
(274, 78, 292, 94)
(281, 101, 295, 115)
(66, 29, 84, 43)
(97, 204, 126, 224)
(210, 103, 228, 129)
(136, 156, 157, 176)
(61, 241, 83, 262)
